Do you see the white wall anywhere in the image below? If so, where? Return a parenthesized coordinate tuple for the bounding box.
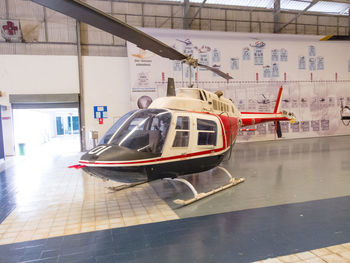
(82, 56, 131, 149)
(0, 55, 79, 97)
(0, 55, 131, 155)
(0, 55, 80, 155)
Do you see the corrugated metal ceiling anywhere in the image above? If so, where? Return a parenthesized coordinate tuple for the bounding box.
(180, 0, 350, 15)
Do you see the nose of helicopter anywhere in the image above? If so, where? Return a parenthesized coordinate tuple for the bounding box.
(80, 144, 161, 163)
(78, 144, 161, 183)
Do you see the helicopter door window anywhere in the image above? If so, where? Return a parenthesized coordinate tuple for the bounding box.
(202, 91, 208, 101)
(173, 116, 190, 147)
(175, 116, 189, 130)
(197, 118, 217, 146)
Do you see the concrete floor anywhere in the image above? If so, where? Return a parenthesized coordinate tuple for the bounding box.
(153, 135, 350, 218)
(0, 135, 349, 262)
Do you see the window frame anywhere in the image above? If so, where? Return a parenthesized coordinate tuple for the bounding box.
(196, 118, 217, 147)
(172, 116, 191, 148)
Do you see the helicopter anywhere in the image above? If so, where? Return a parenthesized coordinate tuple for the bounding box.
(32, 0, 295, 204)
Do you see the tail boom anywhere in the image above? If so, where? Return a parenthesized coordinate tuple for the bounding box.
(240, 111, 293, 127)
(239, 87, 294, 127)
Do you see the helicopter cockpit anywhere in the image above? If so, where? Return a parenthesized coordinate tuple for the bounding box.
(100, 109, 172, 154)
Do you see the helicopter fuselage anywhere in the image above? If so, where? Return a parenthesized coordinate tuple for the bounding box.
(79, 88, 293, 183)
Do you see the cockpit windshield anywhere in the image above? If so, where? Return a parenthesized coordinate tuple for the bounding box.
(108, 109, 172, 154)
(99, 110, 137, 145)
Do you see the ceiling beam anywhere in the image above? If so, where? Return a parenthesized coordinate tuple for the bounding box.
(273, 0, 280, 33)
(277, 0, 319, 33)
(188, 0, 207, 27)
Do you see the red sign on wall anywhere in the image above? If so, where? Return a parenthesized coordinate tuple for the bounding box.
(98, 118, 103, 125)
(0, 20, 22, 42)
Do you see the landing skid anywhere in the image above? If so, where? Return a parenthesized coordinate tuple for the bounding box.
(164, 166, 245, 206)
(107, 181, 147, 192)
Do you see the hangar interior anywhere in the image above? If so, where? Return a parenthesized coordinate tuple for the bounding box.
(0, 0, 350, 262)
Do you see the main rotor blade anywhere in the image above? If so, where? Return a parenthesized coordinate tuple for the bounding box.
(31, 0, 233, 81)
(198, 63, 233, 80)
(320, 35, 350, 41)
(31, 0, 187, 61)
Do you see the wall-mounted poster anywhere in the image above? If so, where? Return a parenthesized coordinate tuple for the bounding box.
(257, 123, 267, 135)
(299, 56, 306, 69)
(185, 66, 194, 78)
(281, 122, 289, 133)
(212, 65, 221, 77)
(280, 48, 288, 62)
(212, 48, 221, 63)
(317, 56, 324, 70)
(254, 48, 264, 65)
(0, 20, 22, 42)
(230, 58, 239, 70)
(173, 61, 182, 71)
(291, 121, 300, 132)
(263, 65, 271, 78)
(272, 63, 279, 77)
(311, 120, 320, 131)
(198, 53, 209, 70)
(321, 119, 329, 131)
(301, 121, 310, 132)
(309, 57, 316, 71)
(242, 47, 250, 60)
(132, 72, 155, 92)
(309, 45, 316, 56)
(271, 49, 279, 62)
(181, 41, 194, 56)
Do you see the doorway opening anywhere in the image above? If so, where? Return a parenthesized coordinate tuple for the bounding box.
(12, 108, 80, 155)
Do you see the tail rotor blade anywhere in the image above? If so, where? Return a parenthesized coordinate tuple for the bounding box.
(276, 121, 282, 138)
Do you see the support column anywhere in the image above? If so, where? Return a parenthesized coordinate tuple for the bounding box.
(348, 9, 350, 36)
(184, 0, 190, 29)
(76, 21, 87, 152)
(5, 0, 9, 19)
(273, 0, 280, 33)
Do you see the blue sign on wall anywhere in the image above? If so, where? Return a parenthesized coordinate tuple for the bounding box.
(94, 106, 108, 119)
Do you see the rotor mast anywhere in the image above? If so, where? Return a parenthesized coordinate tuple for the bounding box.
(182, 56, 198, 88)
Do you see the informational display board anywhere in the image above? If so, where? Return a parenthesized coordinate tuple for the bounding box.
(127, 28, 350, 142)
(94, 106, 108, 119)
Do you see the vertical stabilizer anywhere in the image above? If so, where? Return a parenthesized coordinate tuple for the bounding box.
(274, 87, 283, 113)
(167, 78, 176, 96)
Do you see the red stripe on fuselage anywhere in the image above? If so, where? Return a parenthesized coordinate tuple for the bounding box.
(79, 147, 229, 166)
(240, 112, 282, 115)
(241, 116, 290, 126)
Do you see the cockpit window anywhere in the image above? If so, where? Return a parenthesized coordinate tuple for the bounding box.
(109, 109, 171, 154)
(99, 110, 137, 144)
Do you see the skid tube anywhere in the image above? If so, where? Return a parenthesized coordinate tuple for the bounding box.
(107, 181, 148, 192)
(164, 166, 245, 206)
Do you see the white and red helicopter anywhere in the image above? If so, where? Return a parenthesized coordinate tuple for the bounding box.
(32, 0, 295, 204)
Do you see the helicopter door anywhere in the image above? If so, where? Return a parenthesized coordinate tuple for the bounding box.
(163, 113, 193, 158)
